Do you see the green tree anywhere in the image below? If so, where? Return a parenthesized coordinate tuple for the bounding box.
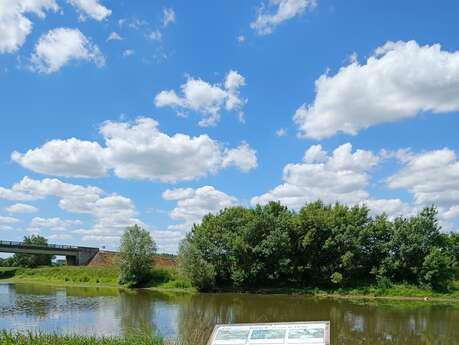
(420, 247, 455, 291)
(13, 235, 52, 268)
(119, 225, 156, 287)
(377, 207, 443, 284)
(177, 239, 216, 291)
(177, 201, 457, 292)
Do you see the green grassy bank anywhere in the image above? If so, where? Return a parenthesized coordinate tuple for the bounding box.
(1, 267, 457, 301)
(0, 332, 167, 345)
(0, 266, 193, 291)
(302, 281, 459, 301)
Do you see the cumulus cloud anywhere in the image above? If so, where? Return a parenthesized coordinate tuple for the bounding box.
(73, 195, 143, 243)
(100, 118, 225, 182)
(68, 0, 111, 21)
(30, 28, 105, 73)
(13, 117, 257, 182)
(0, 215, 20, 224)
(0, 177, 142, 244)
(162, 8, 175, 27)
(295, 41, 459, 139)
(5, 203, 38, 213)
(12, 138, 107, 178)
(387, 148, 459, 219)
(30, 217, 81, 231)
(251, 0, 316, 35)
(0, 0, 58, 54)
(163, 186, 237, 231)
(251, 143, 380, 209)
(154, 70, 247, 126)
(222, 143, 258, 172)
(363, 199, 416, 219)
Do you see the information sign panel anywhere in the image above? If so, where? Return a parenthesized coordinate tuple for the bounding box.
(207, 321, 330, 345)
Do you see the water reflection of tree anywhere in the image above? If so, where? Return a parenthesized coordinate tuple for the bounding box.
(174, 293, 459, 345)
(116, 290, 157, 337)
(331, 300, 459, 345)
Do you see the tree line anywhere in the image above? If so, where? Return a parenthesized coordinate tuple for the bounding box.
(178, 201, 459, 292)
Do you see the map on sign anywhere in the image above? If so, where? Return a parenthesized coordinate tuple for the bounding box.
(207, 321, 330, 345)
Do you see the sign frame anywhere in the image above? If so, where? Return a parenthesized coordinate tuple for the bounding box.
(207, 321, 330, 345)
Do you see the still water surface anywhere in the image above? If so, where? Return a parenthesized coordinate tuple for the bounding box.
(0, 283, 458, 345)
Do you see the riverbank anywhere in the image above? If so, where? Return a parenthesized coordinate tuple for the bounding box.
(0, 332, 168, 345)
(0, 266, 194, 291)
(1, 267, 458, 302)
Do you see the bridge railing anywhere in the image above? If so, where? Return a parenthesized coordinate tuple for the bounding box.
(0, 240, 80, 251)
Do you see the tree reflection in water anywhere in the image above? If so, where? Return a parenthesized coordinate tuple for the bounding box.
(0, 284, 458, 345)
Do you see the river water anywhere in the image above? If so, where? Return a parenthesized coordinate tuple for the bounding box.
(0, 283, 458, 344)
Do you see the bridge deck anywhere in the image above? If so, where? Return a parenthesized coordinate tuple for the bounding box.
(0, 240, 99, 265)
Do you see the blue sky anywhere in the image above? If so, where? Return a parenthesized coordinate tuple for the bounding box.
(1, 0, 459, 253)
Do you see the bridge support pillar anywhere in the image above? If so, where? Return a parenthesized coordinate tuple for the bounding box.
(78, 248, 99, 266)
(66, 255, 77, 266)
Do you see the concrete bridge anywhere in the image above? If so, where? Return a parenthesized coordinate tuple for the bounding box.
(0, 240, 99, 266)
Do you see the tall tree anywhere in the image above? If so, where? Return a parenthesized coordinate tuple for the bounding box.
(119, 225, 157, 287)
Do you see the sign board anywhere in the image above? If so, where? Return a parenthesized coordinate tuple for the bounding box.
(207, 321, 330, 345)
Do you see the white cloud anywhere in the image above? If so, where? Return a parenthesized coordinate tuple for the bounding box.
(122, 49, 135, 57)
(162, 8, 175, 27)
(0, 215, 20, 224)
(155, 70, 247, 126)
(150, 229, 185, 253)
(295, 41, 459, 139)
(149, 30, 162, 41)
(100, 117, 228, 182)
(12, 138, 107, 178)
(275, 128, 287, 137)
(0, 177, 143, 245)
(107, 31, 122, 41)
(5, 203, 38, 213)
(12, 117, 258, 182)
(251, 0, 316, 35)
(387, 148, 459, 219)
(163, 186, 237, 231)
(0, 0, 58, 54)
(363, 199, 416, 219)
(30, 217, 81, 231)
(222, 143, 258, 172)
(68, 0, 111, 21)
(251, 143, 379, 209)
(237, 35, 245, 44)
(30, 28, 105, 73)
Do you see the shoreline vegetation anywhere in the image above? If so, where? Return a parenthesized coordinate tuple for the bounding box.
(0, 266, 194, 291)
(0, 332, 167, 345)
(1, 266, 458, 303)
(178, 202, 459, 296)
(0, 201, 458, 303)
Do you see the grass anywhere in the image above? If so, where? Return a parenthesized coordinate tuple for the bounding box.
(0, 266, 193, 291)
(0, 332, 166, 345)
(308, 282, 459, 300)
